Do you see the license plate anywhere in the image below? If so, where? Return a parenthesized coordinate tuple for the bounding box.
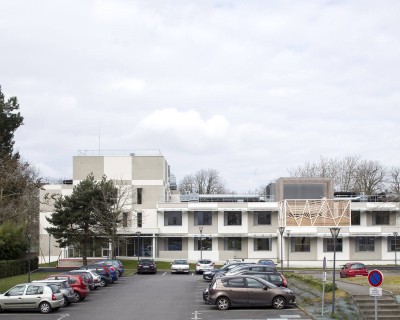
(143, 266, 149, 268)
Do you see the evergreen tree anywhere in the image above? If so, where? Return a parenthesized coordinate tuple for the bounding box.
(0, 86, 24, 158)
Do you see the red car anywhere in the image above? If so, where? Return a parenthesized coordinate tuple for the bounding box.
(47, 274, 90, 302)
(339, 262, 368, 278)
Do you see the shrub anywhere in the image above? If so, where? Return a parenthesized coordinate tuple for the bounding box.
(286, 273, 337, 292)
(0, 257, 38, 279)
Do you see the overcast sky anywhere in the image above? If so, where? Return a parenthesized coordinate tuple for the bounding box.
(2, 0, 400, 193)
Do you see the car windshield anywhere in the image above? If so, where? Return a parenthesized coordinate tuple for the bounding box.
(173, 260, 187, 265)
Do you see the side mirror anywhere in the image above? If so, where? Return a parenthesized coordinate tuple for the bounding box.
(263, 285, 268, 290)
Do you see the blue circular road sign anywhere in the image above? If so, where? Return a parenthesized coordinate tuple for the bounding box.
(368, 269, 383, 287)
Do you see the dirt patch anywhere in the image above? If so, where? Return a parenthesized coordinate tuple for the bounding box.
(287, 277, 363, 320)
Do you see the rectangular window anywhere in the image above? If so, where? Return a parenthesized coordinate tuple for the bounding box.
(254, 238, 272, 251)
(351, 211, 360, 226)
(292, 237, 310, 252)
(388, 236, 400, 251)
(194, 237, 212, 251)
(323, 238, 343, 252)
(137, 212, 142, 228)
(165, 237, 182, 251)
(194, 211, 212, 226)
(355, 237, 375, 252)
(164, 211, 182, 226)
(224, 211, 242, 226)
(137, 188, 142, 204)
(254, 211, 271, 225)
(224, 237, 241, 250)
(373, 212, 390, 225)
(122, 212, 128, 228)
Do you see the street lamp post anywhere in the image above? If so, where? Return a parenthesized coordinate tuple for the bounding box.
(330, 227, 341, 317)
(27, 233, 32, 283)
(278, 227, 285, 274)
(136, 231, 141, 263)
(394, 232, 398, 269)
(286, 230, 291, 269)
(199, 227, 203, 260)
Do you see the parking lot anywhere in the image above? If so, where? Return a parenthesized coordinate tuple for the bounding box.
(0, 272, 311, 320)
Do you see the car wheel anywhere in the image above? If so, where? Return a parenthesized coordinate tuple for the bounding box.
(73, 292, 81, 303)
(61, 296, 68, 307)
(100, 279, 107, 287)
(272, 296, 286, 309)
(39, 302, 52, 314)
(216, 297, 230, 310)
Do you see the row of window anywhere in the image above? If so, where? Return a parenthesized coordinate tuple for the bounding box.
(165, 211, 272, 226)
(163, 211, 394, 226)
(162, 236, 400, 252)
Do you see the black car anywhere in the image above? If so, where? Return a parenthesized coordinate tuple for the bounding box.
(202, 262, 255, 281)
(137, 259, 157, 274)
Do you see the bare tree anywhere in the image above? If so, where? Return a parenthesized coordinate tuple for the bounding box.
(288, 155, 388, 194)
(354, 160, 385, 194)
(178, 169, 228, 194)
(386, 167, 400, 200)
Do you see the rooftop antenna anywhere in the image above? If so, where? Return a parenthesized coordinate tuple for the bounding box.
(98, 120, 101, 155)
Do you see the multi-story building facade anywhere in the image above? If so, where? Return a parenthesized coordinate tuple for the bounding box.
(39, 152, 400, 267)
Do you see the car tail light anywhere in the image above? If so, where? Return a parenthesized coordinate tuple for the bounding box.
(196, 263, 200, 266)
(52, 294, 56, 301)
(282, 277, 287, 287)
(110, 266, 116, 271)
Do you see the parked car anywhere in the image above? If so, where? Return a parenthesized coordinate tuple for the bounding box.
(94, 262, 119, 282)
(46, 274, 90, 302)
(220, 264, 277, 277)
(0, 283, 64, 313)
(206, 275, 296, 310)
(340, 262, 368, 278)
(195, 259, 215, 274)
(96, 259, 125, 276)
(69, 269, 101, 289)
(240, 271, 287, 287)
(258, 259, 277, 267)
(171, 259, 190, 274)
(79, 265, 113, 287)
(203, 262, 255, 281)
(66, 270, 95, 291)
(33, 279, 75, 307)
(223, 259, 243, 266)
(137, 259, 157, 274)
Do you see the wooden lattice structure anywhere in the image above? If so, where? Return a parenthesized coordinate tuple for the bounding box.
(279, 199, 351, 227)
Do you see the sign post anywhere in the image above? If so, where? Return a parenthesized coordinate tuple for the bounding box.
(321, 256, 326, 316)
(368, 269, 384, 320)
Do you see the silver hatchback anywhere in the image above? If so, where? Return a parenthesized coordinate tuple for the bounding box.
(0, 283, 64, 313)
(33, 279, 75, 306)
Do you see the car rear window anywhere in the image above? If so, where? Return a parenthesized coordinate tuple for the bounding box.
(350, 263, 366, 269)
(199, 260, 212, 264)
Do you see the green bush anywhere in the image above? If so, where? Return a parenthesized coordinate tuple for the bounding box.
(0, 257, 38, 279)
(286, 273, 337, 292)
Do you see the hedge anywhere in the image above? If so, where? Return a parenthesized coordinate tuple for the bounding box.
(285, 272, 337, 292)
(0, 257, 38, 279)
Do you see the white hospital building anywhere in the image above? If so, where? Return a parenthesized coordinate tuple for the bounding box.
(39, 151, 400, 267)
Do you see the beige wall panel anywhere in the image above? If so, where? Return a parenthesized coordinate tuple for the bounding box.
(104, 157, 132, 180)
(73, 156, 104, 180)
(132, 157, 166, 180)
(248, 211, 279, 233)
(135, 185, 165, 209)
(187, 212, 218, 234)
(218, 237, 248, 260)
(349, 237, 381, 260)
(289, 237, 318, 261)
